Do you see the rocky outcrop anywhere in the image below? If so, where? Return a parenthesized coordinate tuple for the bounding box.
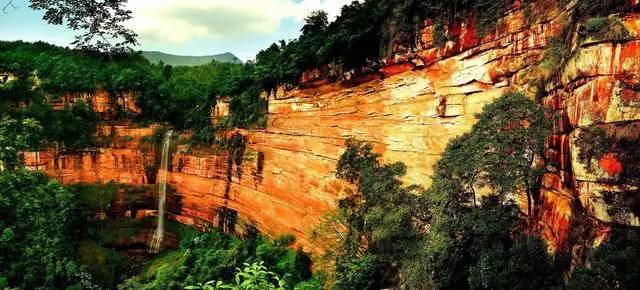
(24, 125, 155, 184)
(50, 90, 140, 117)
(165, 0, 567, 249)
(24, 1, 640, 255)
(541, 15, 640, 251)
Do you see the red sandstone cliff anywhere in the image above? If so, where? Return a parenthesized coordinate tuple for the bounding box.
(23, 0, 640, 255)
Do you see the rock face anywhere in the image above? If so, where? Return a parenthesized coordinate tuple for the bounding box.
(23, 0, 640, 254)
(165, 1, 566, 249)
(50, 90, 140, 116)
(540, 19, 640, 251)
(24, 124, 154, 185)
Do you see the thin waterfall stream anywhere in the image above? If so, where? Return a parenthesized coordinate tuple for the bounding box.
(149, 130, 172, 253)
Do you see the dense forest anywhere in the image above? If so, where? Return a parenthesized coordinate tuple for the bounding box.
(2, 0, 640, 289)
(0, 171, 319, 289)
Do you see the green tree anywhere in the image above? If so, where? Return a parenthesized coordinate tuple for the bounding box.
(0, 117, 42, 171)
(434, 92, 550, 216)
(0, 170, 91, 288)
(332, 140, 421, 288)
(27, 0, 138, 53)
(567, 228, 640, 290)
(403, 92, 555, 289)
(472, 92, 550, 217)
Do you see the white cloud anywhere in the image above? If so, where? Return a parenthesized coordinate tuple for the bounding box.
(127, 0, 352, 44)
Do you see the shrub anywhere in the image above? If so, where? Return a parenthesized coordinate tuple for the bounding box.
(433, 20, 448, 47)
(580, 16, 631, 42)
(121, 229, 315, 290)
(567, 228, 640, 289)
(333, 255, 383, 290)
(187, 262, 289, 290)
(541, 36, 571, 81)
(576, 126, 612, 168)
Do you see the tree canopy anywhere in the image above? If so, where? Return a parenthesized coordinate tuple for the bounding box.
(11, 0, 139, 53)
(325, 92, 560, 289)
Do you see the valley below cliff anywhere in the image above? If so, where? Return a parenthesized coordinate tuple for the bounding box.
(3, 0, 640, 289)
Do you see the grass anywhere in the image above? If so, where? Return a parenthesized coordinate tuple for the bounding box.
(140, 250, 186, 279)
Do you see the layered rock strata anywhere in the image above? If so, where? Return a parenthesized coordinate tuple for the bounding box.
(24, 1, 640, 254)
(540, 18, 640, 251)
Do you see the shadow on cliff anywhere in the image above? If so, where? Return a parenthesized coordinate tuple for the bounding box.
(223, 132, 247, 200)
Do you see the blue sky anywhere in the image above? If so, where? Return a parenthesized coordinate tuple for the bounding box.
(0, 0, 351, 61)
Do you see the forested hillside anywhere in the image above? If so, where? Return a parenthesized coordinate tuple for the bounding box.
(2, 0, 640, 289)
(142, 51, 243, 66)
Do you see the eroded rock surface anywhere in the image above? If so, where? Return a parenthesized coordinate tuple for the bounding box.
(23, 1, 640, 254)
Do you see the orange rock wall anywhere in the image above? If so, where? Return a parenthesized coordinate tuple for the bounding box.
(51, 90, 140, 116)
(24, 125, 154, 185)
(540, 16, 640, 250)
(24, 1, 640, 253)
(167, 1, 568, 248)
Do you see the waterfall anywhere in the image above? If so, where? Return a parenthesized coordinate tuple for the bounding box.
(150, 130, 172, 253)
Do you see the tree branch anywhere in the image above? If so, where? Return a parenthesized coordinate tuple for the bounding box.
(2, 0, 17, 14)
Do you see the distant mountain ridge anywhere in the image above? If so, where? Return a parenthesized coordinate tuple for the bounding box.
(142, 51, 242, 66)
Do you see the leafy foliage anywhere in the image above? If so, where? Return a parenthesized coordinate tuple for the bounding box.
(0, 40, 268, 145)
(329, 92, 558, 289)
(0, 167, 319, 290)
(575, 123, 640, 179)
(580, 16, 631, 42)
(333, 254, 383, 290)
(408, 93, 553, 288)
(0, 41, 156, 96)
(576, 126, 612, 167)
(27, 101, 99, 151)
(426, 92, 550, 215)
(466, 197, 559, 290)
(187, 262, 288, 290)
(567, 228, 640, 290)
(4, 100, 99, 152)
(331, 139, 421, 288)
(254, 0, 514, 79)
(120, 229, 317, 290)
(468, 92, 550, 199)
(0, 41, 155, 148)
(29, 0, 138, 53)
(540, 0, 632, 97)
(540, 35, 572, 86)
(0, 116, 41, 171)
(433, 20, 449, 48)
(0, 170, 90, 289)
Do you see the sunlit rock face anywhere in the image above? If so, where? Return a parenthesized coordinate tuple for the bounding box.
(51, 90, 141, 116)
(23, 124, 154, 185)
(23, 1, 640, 253)
(23, 91, 151, 184)
(541, 17, 640, 251)
(168, 0, 569, 249)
